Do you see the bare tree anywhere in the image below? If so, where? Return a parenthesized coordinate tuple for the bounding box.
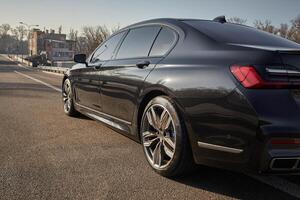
(277, 23, 290, 38)
(15, 25, 27, 41)
(0, 24, 12, 53)
(0, 24, 11, 36)
(228, 17, 247, 25)
(76, 36, 89, 54)
(68, 28, 88, 54)
(68, 29, 78, 41)
(82, 25, 112, 55)
(290, 15, 300, 43)
(58, 25, 63, 34)
(254, 20, 277, 34)
(291, 15, 300, 30)
(111, 24, 121, 33)
(11, 25, 28, 55)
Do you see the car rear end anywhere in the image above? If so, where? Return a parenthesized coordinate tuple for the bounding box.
(231, 50, 300, 174)
(182, 19, 300, 174)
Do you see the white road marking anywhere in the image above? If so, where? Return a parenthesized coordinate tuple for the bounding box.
(249, 174, 300, 199)
(17, 63, 33, 70)
(14, 71, 62, 93)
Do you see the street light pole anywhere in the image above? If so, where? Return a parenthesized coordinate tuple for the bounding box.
(19, 22, 39, 63)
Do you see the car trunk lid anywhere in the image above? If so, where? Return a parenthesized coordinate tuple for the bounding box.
(278, 50, 300, 83)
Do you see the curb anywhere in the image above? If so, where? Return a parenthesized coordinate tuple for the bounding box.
(37, 66, 68, 74)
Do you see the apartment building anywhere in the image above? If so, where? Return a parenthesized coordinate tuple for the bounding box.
(29, 29, 75, 61)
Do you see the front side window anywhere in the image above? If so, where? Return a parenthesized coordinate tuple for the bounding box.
(91, 31, 125, 63)
(116, 26, 161, 59)
(149, 27, 177, 57)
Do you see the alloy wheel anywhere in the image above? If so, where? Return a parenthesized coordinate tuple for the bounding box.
(141, 104, 176, 169)
(63, 79, 72, 113)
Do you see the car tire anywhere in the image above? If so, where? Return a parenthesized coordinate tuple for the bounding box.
(62, 78, 78, 117)
(140, 96, 195, 177)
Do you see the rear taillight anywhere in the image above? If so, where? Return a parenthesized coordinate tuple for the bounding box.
(271, 139, 300, 145)
(230, 65, 290, 89)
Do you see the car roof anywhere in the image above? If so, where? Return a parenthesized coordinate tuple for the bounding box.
(121, 18, 206, 28)
(118, 17, 252, 33)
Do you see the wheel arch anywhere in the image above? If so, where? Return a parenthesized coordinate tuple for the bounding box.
(136, 87, 189, 143)
(137, 90, 166, 141)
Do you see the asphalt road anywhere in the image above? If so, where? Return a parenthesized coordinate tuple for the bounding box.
(0, 54, 300, 200)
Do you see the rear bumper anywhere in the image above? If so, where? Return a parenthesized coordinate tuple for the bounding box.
(183, 86, 300, 174)
(192, 136, 300, 174)
(256, 141, 300, 174)
(243, 87, 300, 174)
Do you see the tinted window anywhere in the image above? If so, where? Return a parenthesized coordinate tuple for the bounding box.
(150, 27, 177, 57)
(184, 20, 300, 48)
(116, 26, 161, 59)
(91, 32, 125, 62)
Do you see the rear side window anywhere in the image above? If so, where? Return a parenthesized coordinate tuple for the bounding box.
(91, 31, 125, 62)
(149, 27, 177, 57)
(184, 20, 300, 48)
(116, 26, 161, 59)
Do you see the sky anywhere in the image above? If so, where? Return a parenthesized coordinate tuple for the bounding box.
(1, 0, 300, 34)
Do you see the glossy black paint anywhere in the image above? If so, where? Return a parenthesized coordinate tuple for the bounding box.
(64, 18, 300, 174)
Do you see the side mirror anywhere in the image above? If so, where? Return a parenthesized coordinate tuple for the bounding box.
(74, 54, 87, 64)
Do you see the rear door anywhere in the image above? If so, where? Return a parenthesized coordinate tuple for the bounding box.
(100, 26, 178, 124)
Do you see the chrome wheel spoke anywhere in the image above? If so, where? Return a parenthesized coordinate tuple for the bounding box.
(64, 82, 70, 93)
(160, 109, 171, 131)
(62, 92, 68, 102)
(63, 80, 72, 112)
(153, 142, 162, 167)
(143, 131, 159, 147)
(164, 136, 175, 150)
(64, 100, 69, 111)
(162, 141, 174, 158)
(146, 107, 159, 130)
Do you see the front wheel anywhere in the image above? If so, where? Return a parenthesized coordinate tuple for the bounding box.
(140, 96, 194, 177)
(62, 78, 78, 116)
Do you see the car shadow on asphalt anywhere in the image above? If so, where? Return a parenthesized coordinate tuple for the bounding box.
(72, 113, 93, 120)
(172, 166, 298, 200)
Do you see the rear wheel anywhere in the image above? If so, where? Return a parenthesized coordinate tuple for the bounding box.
(62, 78, 78, 116)
(140, 96, 194, 177)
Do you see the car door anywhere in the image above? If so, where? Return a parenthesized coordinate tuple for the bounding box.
(100, 26, 178, 124)
(73, 60, 103, 111)
(73, 31, 126, 111)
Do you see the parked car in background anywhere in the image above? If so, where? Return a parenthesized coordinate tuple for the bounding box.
(62, 17, 300, 177)
(25, 54, 49, 67)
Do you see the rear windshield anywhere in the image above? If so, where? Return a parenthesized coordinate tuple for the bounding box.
(184, 20, 300, 48)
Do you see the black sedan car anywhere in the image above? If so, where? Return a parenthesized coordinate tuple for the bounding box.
(62, 17, 300, 177)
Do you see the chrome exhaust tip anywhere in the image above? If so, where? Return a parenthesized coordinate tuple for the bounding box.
(270, 157, 300, 171)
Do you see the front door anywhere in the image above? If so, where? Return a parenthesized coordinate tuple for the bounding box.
(73, 31, 127, 111)
(73, 61, 103, 111)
